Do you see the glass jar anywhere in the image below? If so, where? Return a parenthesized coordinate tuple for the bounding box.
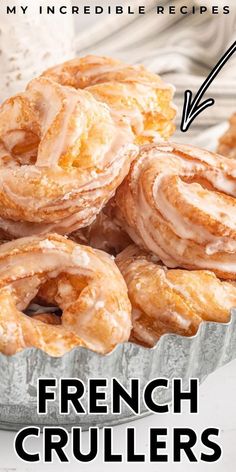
(0, 0, 75, 101)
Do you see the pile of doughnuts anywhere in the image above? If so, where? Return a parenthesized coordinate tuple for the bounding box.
(0, 54, 235, 356)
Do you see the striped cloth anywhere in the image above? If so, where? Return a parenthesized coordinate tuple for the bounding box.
(74, 0, 236, 145)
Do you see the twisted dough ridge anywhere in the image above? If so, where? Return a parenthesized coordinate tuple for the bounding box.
(218, 113, 236, 159)
(43, 55, 176, 143)
(116, 245, 236, 347)
(0, 76, 137, 239)
(0, 234, 131, 356)
(113, 142, 236, 279)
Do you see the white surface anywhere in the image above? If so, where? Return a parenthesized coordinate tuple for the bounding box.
(0, 358, 235, 471)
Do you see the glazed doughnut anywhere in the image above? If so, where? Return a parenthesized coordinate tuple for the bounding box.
(0, 234, 131, 356)
(43, 55, 176, 143)
(217, 113, 236, 159)
(112, 142, 236, 279)
(0, 76, 137, 239)
(70, 209, 132, 256)
(116, 245, 236, 347)
(43, 55, 166, 89)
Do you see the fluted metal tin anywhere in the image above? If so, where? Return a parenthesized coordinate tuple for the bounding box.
(1, 310, 236, 431)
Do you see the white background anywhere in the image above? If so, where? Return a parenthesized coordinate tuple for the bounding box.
(0, 358, 236, 471)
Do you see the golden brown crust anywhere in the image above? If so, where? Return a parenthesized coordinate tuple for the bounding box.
(0, 234, 131, 356)
(43, 54, 176, 143)
(113, 142, 236, 279)
(0, 76, 137, 239)
(43, 55, 164, 89)
(30, 313, 61, 325)
(116, 245, 236, 347)
(217, 113, 236, 159)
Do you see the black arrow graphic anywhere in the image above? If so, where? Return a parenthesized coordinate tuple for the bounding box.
(181, 40, 236, 132)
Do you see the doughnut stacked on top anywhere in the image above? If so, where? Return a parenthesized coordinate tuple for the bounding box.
(1, 55, 235, 356)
